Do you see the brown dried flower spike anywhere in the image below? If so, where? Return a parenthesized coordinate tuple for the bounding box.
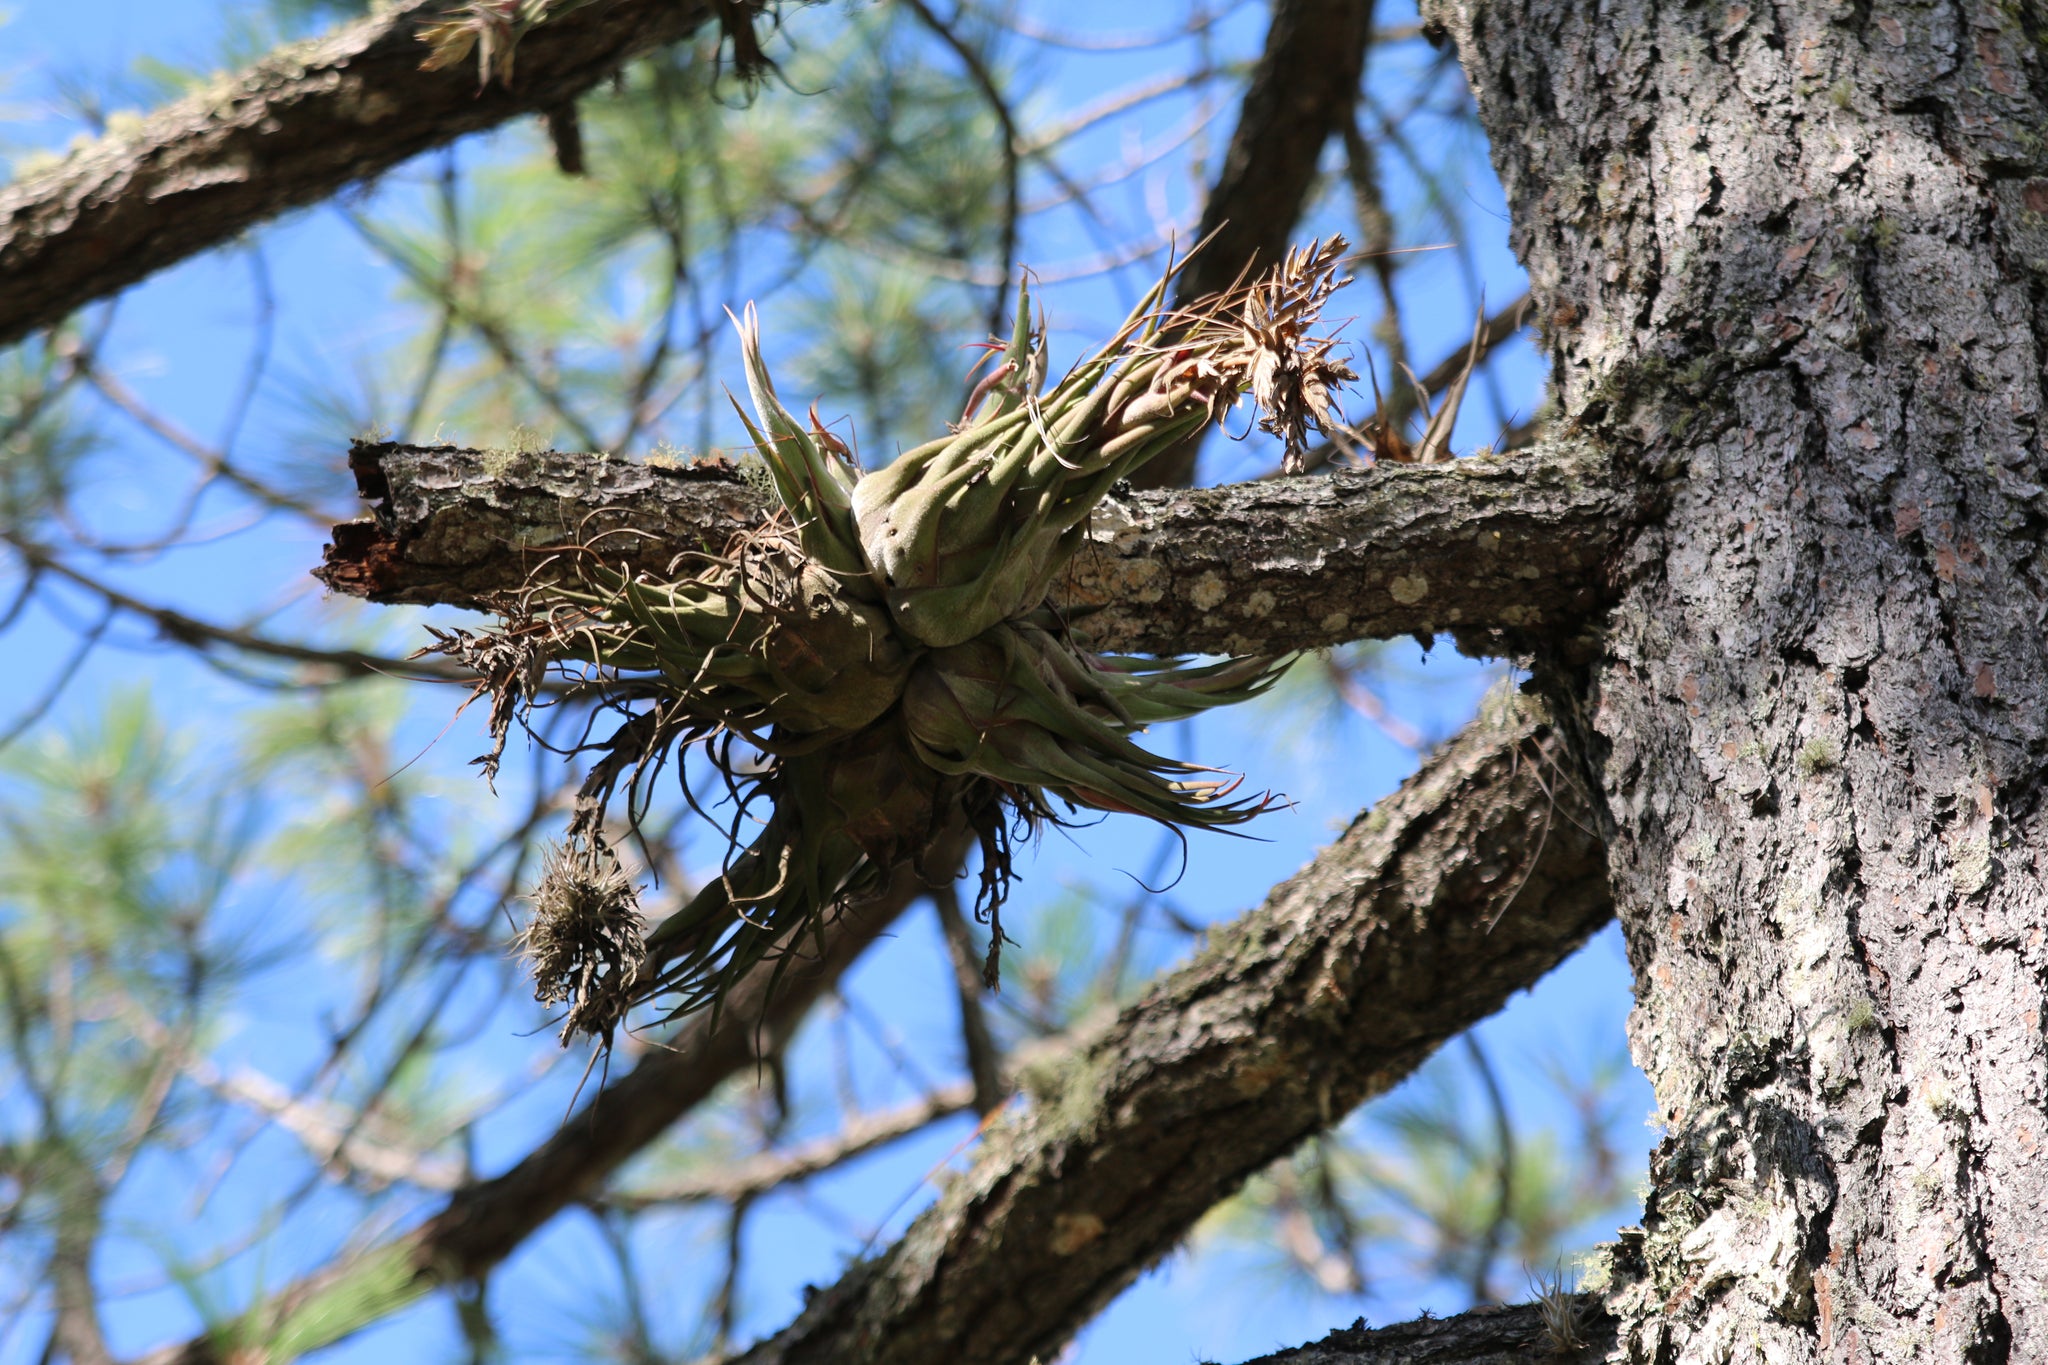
(1233, 240, 1362, 472)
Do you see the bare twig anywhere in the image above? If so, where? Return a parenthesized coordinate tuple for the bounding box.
(343, 210, 608, 453)
(1340, 111, 1407, 375)
(1462, 1032, 1516, 1304)
(935, 887, 1008, 1116)
(0, 602, 111, 751)
(139, 846, 959, 1365)
(607, 1083, 977, 1208)
(1290, 292, 1532, 474)
(901, 0, 1023, 338)
(3, 536, 477, 681)
(71, 350, 329, 523)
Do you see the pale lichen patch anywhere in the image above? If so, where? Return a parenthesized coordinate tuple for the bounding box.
(1242, 589, 1277, 619)
(1389, 573, 1429, 604)
(1189, 571, 1229, 611)
(1088, 496, 1148, 553)
(479, 447, 521, 481)
(1678, 1194, 1813, 1320)
(1951, 831, 1995, 897)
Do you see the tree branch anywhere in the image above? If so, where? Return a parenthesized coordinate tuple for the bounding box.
(605, 1082, 977, 1209)
(0, 0, 759, 346)
(730, 689, 1614, 1365)
(1232, 1296, 1617, 1364)
(315, 439, 1636, 657)
(136, 684, 1617, 1364)
(137, 843, 954, 1365)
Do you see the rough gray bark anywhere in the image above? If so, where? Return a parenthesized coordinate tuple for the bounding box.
(731, 690, 1612, 1365)
(1428, 0, 2048, 1360)
(317, 439, 1633, 658)
(1234, 1296, 1616, 1365)
(0, 0, 744, 346)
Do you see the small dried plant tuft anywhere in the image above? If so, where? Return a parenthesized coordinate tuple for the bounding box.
(418, 0, 782, 96)
(1196, 237, 1362, 473)
(417, 0, 534, 90)
(1530, 1260, 1592, 1358)
(520, 839, 646, 1046)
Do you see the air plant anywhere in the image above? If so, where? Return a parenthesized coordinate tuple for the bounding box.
(425, 238, 1366, 1047)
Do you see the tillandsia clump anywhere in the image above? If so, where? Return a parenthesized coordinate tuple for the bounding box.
(424, 238, 1364, 1047)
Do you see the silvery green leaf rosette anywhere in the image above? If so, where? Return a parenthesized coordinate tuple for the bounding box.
(424, 239, 1361, 1045)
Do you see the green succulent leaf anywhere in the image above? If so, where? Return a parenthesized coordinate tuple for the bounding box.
(729, 302, 867, 579)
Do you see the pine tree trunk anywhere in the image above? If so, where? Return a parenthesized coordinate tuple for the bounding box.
(1429, 1, 2048, 1359)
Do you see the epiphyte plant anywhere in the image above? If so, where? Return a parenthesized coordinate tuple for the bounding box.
(425, 238, 1366, 1048)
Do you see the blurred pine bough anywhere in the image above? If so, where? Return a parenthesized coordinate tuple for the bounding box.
(0, 2, 1635, 1361)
